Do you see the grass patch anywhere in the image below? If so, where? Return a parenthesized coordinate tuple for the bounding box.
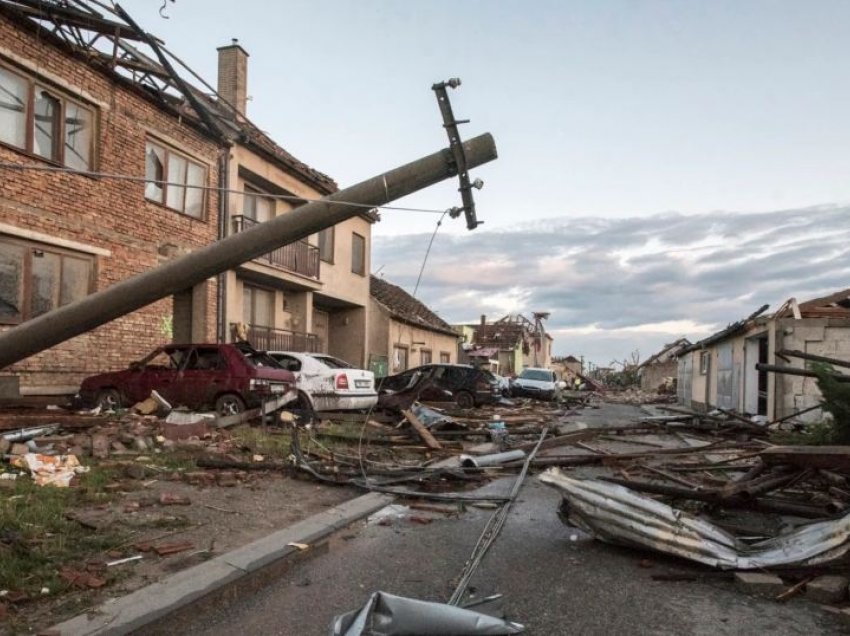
(231, 425, 293, 459)
(144, 453, 198, 472)
(0, 471, 127, 598)
(770, 420, 836, 446)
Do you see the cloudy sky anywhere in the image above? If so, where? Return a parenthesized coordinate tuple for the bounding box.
(120, 0, 850, 364)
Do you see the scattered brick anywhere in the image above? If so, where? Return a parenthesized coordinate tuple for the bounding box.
(807, 575, 848, 604)
(153, 541, 194, 556)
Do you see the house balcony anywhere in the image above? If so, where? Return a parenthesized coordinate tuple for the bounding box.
(234, 323, 323, 353)
(232, 215, 320, 280)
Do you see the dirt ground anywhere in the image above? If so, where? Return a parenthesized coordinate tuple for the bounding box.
(0, 423, 359, 634)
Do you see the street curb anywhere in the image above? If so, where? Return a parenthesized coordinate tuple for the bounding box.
(50, 491, 394, 635)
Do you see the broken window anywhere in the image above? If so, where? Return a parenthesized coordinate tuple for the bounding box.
(319, 226, 334, 263)
(0, 66, 26, 149)
(144, 142, 165, 202)
(243, 185, 274, 223)
(0, 63, 95, 169)
(393, 345, 408, 372)
(63, 101, 92, 171)
(0, 237, 94, 325)
(351, 232, 365, 276)
(0, 243, 24, 322)
(144, 139, 206, 218)
(242, 284, 274, 328)
(700, 351, 710, 375)
(32, 87, 61, 161)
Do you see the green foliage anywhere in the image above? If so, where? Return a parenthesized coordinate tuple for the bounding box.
(810, 362, 850, 444)
(159, 313, 173, 339)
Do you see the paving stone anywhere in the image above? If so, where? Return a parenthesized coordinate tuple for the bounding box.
(734, 571, 785, 597)
(91, 433, 110, 458)
(807, 575, 848, 604)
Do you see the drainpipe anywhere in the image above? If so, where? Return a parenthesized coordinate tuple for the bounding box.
(0, 134, 497, 369)
(217, 148, 230, 343)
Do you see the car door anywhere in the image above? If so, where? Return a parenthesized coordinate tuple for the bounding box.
(124, 347, 185, 405)
(175, 347, 228, 409)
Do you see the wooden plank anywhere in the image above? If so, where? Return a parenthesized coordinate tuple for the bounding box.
(402, 409, 443, 450)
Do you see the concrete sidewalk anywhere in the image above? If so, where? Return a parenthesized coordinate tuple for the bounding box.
(51, 491, 393, 635)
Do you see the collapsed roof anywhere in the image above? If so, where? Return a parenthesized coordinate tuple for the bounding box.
(0, 0, 336, 193)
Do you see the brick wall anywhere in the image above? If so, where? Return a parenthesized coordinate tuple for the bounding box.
(0, 15, 222, 392)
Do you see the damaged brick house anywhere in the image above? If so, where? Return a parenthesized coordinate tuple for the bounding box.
(215, 43, 376, 367)
(677, 287, 850, 423)
(461, 314, 553, 376)
(368, 275, 458, 376)
(0, 3, 223, 396)
(0, 2, 375, 397)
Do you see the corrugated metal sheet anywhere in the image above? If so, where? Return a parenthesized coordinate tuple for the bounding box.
(539, 469, 850, 570)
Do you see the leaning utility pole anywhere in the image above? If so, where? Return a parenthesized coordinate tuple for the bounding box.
(0, 134, 497, 370)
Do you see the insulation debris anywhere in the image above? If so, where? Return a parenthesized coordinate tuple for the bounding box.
(10, 453, 89, 487)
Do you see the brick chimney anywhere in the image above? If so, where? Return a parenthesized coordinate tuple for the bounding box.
(217, 39, 249, 117)
(480, 314, 486, 326)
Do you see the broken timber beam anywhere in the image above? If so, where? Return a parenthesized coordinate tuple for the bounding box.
(755, 364, 850, 382)
(0, 134, 497, 369)
(777, 349, 850, 370)
(402, 409, 443, 450)
(761, 446, 850, 471)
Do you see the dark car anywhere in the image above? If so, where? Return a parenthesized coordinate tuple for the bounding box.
(377, 364, 500, 409)
(77, 343, 295, 415)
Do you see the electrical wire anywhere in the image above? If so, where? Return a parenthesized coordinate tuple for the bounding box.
(0, 161, 450, 214)
(447, 426, 549, 606)
(413, 210, 448, 297)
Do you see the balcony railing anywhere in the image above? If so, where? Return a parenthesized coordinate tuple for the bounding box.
(234, 323, 323, 353)
(232, 215, 320, 280)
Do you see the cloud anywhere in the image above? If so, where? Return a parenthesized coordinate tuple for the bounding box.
(372, 205, 850, 365)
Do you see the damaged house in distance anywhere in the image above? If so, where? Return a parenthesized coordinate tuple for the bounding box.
(458, 313, 553, 376)
(368, 274, 458, 377)
(677, 287, 850, 423)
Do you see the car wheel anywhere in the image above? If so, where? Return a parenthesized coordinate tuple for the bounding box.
(215, 393, 246, 417)
(96, 388, 122, 411)
(454, 390, 475, 409)
(289, 391, 315, 423)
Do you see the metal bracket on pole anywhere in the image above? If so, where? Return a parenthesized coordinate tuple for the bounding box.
(432, 78, 482, 230)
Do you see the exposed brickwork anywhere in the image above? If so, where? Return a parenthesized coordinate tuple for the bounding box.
(0, 15, 222, 391)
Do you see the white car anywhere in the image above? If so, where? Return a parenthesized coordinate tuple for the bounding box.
(510, 367, 566, 401)
(267, 351, 378, 412)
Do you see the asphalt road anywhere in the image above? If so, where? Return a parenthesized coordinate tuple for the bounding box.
(153, 403, 846, 635)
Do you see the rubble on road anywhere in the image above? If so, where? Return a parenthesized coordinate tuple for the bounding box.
(5, 388, 850, 621)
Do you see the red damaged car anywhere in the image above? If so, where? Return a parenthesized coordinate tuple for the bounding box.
(77, 343, 295, 415)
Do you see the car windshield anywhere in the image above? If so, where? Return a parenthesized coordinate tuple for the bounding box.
(243, 351, 282, 368)
(312, 355, 353, 369)
(519, 369, 553, 381)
